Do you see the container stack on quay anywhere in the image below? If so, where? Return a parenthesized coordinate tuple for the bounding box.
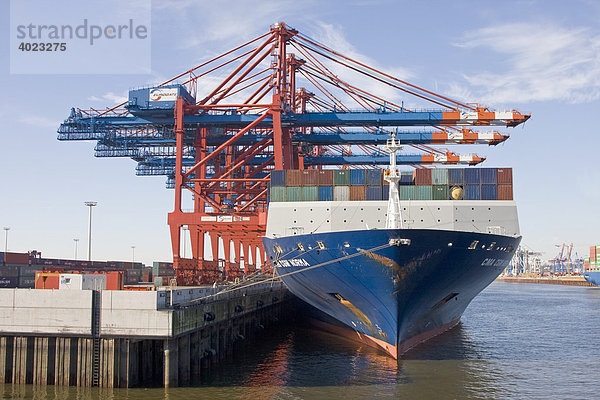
(584, 245, 600, 271)
(269, 167, 514, 202)
(0, 251, 171, 290)
(152, 261, 176, 286)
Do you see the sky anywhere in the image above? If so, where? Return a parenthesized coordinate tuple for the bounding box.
(1, 0, 599, 265)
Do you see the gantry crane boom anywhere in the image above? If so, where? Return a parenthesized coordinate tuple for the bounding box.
(57, 22, 530, 285)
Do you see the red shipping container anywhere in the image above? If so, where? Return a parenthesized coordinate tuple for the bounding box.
(301, 170, 318, 186)
(497, 184, 513, 200)
(286, 170, 302, 186)
(141, 269, 152, 282)
(105, 271, 124, 290)
(497, 168, 513, 184)
(318, 170, 333, 186)
(35, 272, 60, 289)
(3, 252, 29, 265)
(349, 185, 366, 201)
(413, 169, 432, 185)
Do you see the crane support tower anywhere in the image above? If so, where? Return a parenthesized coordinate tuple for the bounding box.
(58, 22, 530, 285)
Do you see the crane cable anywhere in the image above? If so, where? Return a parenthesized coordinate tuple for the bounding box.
(187, 241, 394, 304)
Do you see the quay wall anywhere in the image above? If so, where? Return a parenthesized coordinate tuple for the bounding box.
(0, 282, 294, 387)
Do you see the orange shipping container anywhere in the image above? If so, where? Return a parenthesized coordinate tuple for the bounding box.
(301, 170, 318, 186)
(497, 184, 513, 200)
(413, 169, 432, 185)
(35, 272, 60, 289)
(317, 170, 333, 186)
(497, 168, 513, 184)
(349, 185, 366, 201)
(104, 271, 124, 290)
(286, 170, 302, 186)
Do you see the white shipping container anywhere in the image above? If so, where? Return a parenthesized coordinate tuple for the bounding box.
(59, 274, 106, 290)
(333, 186, 350, 201)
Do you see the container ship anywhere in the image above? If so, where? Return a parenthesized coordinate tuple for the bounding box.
(262, 136, 521, 358)
(583, 245, 600, 286)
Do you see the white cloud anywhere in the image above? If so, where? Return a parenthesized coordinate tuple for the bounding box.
(88, 92, 128, 104)
(294, 21, 416, 109)
(155, 0, 317, 50)
(449, 22, 600, 105)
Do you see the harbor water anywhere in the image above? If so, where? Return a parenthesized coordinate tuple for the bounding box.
(2, 281, 599, 399)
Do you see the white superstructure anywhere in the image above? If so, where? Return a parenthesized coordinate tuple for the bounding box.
(265, 200, 520, 238)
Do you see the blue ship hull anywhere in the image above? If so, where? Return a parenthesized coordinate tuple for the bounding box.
(583, 271, 600, 286)
(263, 228, 521, 358)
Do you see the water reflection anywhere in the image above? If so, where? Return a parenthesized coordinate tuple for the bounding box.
(2, 283, 600, 399)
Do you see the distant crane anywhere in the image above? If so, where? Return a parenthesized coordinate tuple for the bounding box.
(508, 245, 543, 276)
(550, 243, 573, 274)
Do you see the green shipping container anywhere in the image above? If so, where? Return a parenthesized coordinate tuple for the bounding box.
(270, 186, 286, 202)
(399, 186, 416, 200)
(431, 169, 448, 185)
(302, 186, 318, 201)
(334, 170, 351, 186)
(415, 185, 432, 200)
(286, 186, 302, 202)
(432, 185, 447, 200)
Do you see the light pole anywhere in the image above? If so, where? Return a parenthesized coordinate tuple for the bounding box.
(73, 238, 79, 259)
(84, 202, 97, 261)
(3, 227, 9, 264)
(131, 246, 135, 264)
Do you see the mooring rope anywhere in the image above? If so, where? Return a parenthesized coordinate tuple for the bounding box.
(187, 241, 393, 304)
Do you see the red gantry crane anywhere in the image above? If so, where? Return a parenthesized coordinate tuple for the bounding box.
(58, 23, 529, 285)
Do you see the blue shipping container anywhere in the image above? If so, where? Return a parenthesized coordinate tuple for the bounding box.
(464, 184, 481, 200)
(382, 187, 390, 200)
(481, 184, 498, 200)
(128, 84, 195, 111)
(366, 186, 383, 200)
(399, 175, 414, 185)
(480, 168, 498, 184)
(350, 169, 366, 185)
(270, 170, 286, 187)
(318, 186, 333, 201)
(464, 168, 481, 184)
(448, 169, 464, 185)
(366, 169, 383, 186)
(0, 277, 18, 288)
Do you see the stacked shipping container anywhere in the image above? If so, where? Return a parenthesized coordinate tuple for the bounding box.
(588, 245, 600, 271)
(269, 168, 514, 202)
(0, 251, 157, 288)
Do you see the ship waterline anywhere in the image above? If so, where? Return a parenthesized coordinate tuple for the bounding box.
(263, 228, 521, 358)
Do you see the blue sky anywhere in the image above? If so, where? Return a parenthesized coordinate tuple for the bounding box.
(1, 0, 599, 264)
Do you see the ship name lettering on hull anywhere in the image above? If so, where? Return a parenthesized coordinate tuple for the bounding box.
(278, 258, 310, 267)
(481, 258, 509, 267)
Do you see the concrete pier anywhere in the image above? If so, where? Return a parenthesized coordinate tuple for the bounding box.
(0, 282, 292, 387)
(498, 276, 595, 287)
